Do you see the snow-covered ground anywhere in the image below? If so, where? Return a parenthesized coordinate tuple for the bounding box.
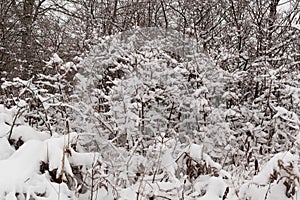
(0, 102, 299, 199)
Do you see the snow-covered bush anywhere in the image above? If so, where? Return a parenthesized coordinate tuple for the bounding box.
(75, 28, 225, 148)
(0, 104, 106, 199)
(1, 26, 299, 200)
(0, 53, 78, 135)
(240, 151, 300, 200)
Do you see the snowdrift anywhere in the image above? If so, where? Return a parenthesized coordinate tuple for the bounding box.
(0, 105, 97, 200)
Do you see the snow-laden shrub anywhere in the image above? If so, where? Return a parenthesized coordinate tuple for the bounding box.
(75, 27, 225, 149)
(0, 53, 78, 135)
(240, 151, 300, 200)
(0, 104, 109, 200)
(115, 139, 230, 200)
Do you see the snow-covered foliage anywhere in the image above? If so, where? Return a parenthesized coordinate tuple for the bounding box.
(0, 105, 100, 199)
(70, 28, 300, 199)
(0, 26, 299, 199)
(240, 151, 300, 200)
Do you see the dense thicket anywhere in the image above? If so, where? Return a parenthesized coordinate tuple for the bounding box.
(0, 0, 300, 199)
(1, 0, 299, 78)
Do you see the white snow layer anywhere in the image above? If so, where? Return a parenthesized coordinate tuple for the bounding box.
(0, 125, 95, 199)
(240, 151, 300, 200)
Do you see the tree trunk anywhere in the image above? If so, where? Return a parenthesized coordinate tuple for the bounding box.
(21, 0, 35, 78)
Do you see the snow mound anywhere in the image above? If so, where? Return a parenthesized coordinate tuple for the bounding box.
(0, 132, 97, 199)
(240, 151, 300, 200)
(0, 137, 14, 160)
